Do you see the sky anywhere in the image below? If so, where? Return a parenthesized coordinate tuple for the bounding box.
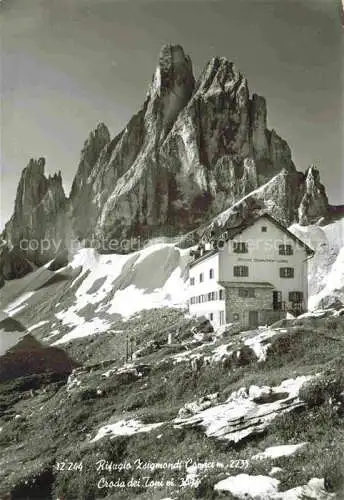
(0, 0, 343, 229)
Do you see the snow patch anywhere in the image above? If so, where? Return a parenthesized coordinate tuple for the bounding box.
(4, 292, 35, 316)
(211, 343, 232, 363)
(214, 475, 334, 499)
(91, 419, 164, 442)
(27, 320, 49, 332)
(269, 467, 283, 476)
(53, 244, 189, 342)
(290, 219, 344, 309)
(252, 443, 308, 461)
(214, 474, 279, 497)
(275, 477, 335, 499)
(106, 246, 189, 318)
(243, 328, 277, 362)
(53, 317, 111, 345)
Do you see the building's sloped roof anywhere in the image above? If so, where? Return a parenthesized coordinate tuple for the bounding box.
(189, 213, 314, 268)
(188, 249, 217, 268)
(215, 213, 314, 254)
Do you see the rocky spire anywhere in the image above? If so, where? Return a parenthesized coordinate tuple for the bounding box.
(3, 158, 67, 266)
(143, 44, 195, 143)
(70, 123, 111, 199)
(298, 165, 329, 225)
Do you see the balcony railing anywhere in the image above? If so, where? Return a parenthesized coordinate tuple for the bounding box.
(273, 301, 305, 315)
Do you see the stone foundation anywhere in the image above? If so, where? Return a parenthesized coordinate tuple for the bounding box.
(225, 285, 283, 328)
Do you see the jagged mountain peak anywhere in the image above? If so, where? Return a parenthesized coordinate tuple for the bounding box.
(298, 164, 329, 225)
(25, 156, 46, 172)
(194, 56, 245, 96)
(154, 44, 194, 95)
(1, 46, 333, 276)
(12, 157, 65, 210)
(93, 121, 111, 137)
(305, 164, 324, 187)
(3, 157, 67, 267)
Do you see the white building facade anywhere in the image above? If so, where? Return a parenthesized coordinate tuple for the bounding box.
(188, 214, 313, 329)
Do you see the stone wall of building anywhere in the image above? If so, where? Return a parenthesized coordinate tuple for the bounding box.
(225, 286, 281, 327)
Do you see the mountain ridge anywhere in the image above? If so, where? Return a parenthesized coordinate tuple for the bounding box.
(1, 44, 336, 280)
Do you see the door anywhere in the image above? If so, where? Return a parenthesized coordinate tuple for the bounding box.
(249, 310, 259, 328)
(273, 291, 282, 310)
(219, 311, 225, 326)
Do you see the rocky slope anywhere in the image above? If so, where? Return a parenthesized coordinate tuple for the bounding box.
(1, 44, 332, 279)
(0, 306, 343, 499)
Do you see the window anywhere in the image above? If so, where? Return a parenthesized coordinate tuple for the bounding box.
(261, 226, 267, 232)
(239, 288, 255, 298)
(219, 289, 224, 300)
(279, 244, 293, 255)
(280, 267, 294, 278)
(209, 313, 214, 321)
(209, 268, 214, 279)
(233, 241, 248, 253)
(289, 291, 303, 303)
(199, 273, 204, 283)
(234, 265, 249, 277)
(208, 292, 211, 301)
(190, 277, 195, 286)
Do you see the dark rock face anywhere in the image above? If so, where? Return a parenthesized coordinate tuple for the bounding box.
(70, 123, 111, 240)
(0, 333, 79, 382)
(2, 45, 331, 267)
(198, 169, 307, 241)
(3, 158, 67, 266)
(0, 245, 34, 281)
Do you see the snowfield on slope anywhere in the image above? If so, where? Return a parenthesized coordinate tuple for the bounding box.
(289, 218, 344, 309)
(0, 241, 191, 346)
(53, 243, 190, 343)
